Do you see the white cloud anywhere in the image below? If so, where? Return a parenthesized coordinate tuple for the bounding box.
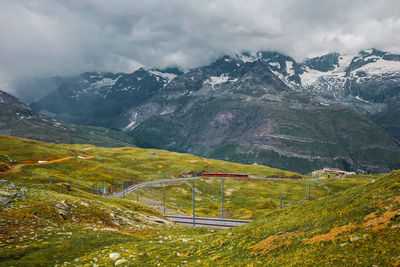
(0, 0, 400, 91)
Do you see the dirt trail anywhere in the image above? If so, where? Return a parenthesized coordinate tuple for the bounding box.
(4, 155, 93, 174)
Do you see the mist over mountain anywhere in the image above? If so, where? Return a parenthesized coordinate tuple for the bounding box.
(1, 0, 400, 90)
(2, 2, 400, 265)
(27, 49, 400, 173)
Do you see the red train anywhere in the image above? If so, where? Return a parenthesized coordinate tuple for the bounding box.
(204, 173, 249, 178)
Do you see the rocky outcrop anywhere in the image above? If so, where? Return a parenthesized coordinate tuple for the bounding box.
(0, 180, 26, 206)
(24, 49, 400, 173)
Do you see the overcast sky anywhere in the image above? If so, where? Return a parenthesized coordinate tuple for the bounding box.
(1, 0, 400, 91)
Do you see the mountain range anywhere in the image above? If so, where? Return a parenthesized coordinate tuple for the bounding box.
(15, 48, 400, 173)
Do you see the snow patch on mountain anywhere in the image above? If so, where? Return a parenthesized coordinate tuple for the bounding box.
(355, 95, 371, 104)
(204, 74, 230, 89)
(148, 70, 177, 82)
(299, 68, 326, 86)
(352, 58, 400, 76)
(91, 77, 119, 89)
(300, 54, 353, 87)
(286, 61, 295, 76)
(122, 112, 138, 132)
(364, 49, 374, 54)
(236, 52, 261, 63)
(269, 62, 280, 68)
(337, 55, 354, 72)
(363, 55, 381, 62)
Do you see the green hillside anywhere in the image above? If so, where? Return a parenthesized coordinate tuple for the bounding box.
(130, 175, 374, 220)
(0, 135, 399, 266)
(0, 89, 140, 147)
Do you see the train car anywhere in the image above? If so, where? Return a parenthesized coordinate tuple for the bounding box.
(204, 173, 249, 178)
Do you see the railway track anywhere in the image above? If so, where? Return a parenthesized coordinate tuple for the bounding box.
(164, 215, 251, 228)
(105, 175, 311, 228)
(106, 177, 201, 198)
(106, 176, 315, 198)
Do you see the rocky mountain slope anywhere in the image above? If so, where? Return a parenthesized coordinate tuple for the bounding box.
(0, 90, 140, 147)
(31, 68, 181, 127)
(29, 49, 400, 173)
(124, 53, 400, 173)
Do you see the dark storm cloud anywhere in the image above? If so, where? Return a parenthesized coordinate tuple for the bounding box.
(1, 0, 400, 91)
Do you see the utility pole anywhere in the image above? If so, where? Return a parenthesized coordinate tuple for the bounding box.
(221, 178, 224, 219)
(163, 190, 166, 216)
(192, 184, 195, 226)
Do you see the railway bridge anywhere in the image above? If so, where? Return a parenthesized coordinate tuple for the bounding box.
(107, 173, 305, 228)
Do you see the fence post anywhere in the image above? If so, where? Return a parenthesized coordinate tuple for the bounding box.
(163, 190, 166, 216)
(122, 183, 125, 199)
(221, 178, 224, 219)
(280, 194, 283, 209)
(307, 186, 310, 201)
(192, 184, 195, 226)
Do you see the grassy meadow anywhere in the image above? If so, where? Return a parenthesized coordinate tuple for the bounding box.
(0, 135, 399, 266)
(129, 175, 375, 220)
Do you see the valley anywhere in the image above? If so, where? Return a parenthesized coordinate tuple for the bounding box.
(0, 136, 399, 266)
(1, 2, 400, 265)
(25, 49, 400, 174)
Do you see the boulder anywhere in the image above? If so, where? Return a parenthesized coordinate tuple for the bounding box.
(0, 190, 12, 197)
(109, 253, 120, 260)
(1, 198, 13, 205)
(115, 259, 128, 266)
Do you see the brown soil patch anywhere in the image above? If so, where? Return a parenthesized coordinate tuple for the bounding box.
(364, 212, 377, 221)
(376, 196, 400, 208)
(18, 155, 69, 164)
(5, 155, 93, 174)
(365, 195, 400, 231)
(251, 231, 303, 255)
(303, 195, 400, 244)
(303, 223, 357, 244)
(363, 209, 400, 232)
